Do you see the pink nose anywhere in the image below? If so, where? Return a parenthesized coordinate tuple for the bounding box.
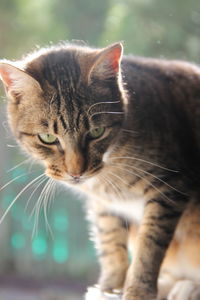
(69, 173, 82, 180)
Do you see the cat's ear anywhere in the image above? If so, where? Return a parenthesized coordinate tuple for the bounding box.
(88, 43, 123, 82)
(0, 62, 42, 103)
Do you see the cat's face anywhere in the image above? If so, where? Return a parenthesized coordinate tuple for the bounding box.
(0, 43, 125, 185)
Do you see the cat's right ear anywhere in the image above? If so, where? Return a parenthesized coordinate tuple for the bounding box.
(87, 43, 123, 83)
(0, 62, 42, 103)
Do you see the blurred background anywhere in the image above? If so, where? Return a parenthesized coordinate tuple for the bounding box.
(0, 0, 200, 299)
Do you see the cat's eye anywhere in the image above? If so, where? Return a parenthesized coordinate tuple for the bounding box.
(38, 133, 58, 144)
(88, 127, 105, 139)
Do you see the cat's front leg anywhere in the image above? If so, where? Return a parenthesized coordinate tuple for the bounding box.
(90, 210, 129, 293)
(123, 192, 188, 300)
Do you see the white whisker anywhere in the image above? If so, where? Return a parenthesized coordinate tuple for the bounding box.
(25, 176, 48, 212)
(7, 158, 32, 173)
(100, 173, 125, 202)
(89, 111, 124, 120)
(47, 180, 56, 212)
(27, 158, 37, 172)
(0, 173, 45, 225)
(121, 129, 137, 135)
(106, 170, 128, 187)
(6, 144, 19, 148)
(31, 178, 55, 238)
(110, 156, 178, 173)
(87, 100, 120, 115)
(43, 179, 54, 238)
(31, 179, 50, 237)
(0, 171, 36, 192)
(111, 164, 176, 205)
(112, 162, 186, 195)
(98, 174, 130, 233)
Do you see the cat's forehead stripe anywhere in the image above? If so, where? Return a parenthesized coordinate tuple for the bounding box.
(53, 120, 58, 134)
(27, 49, 92, 135)
(59, 114, 68, 131)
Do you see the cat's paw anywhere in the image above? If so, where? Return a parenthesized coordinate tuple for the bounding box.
(99, 269, 126, 293)
(168, 280, 200, 300)
(122, 286, 156, 300)
(122, 293, 156, 300)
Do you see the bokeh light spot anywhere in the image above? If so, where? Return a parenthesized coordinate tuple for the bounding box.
(53, 212, 68, 231)
(52, 240, 69, 263)
(32, 236, 47, 256)
(11, 204, 24, 221)
(11, 233, 25, 249)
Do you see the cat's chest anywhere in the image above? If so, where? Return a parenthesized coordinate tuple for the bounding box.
(82, 177, 146, 224)
(107, 199, 145, 224)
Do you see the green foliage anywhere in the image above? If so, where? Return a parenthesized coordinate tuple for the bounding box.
(0, 0, 199, 61)
(101, 0, 200, 61)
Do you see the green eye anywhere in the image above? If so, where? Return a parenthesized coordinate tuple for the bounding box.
(89, 127, 105, 139)
(38, 133, 58, 144)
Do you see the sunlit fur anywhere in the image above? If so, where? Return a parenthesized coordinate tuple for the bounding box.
(1, 43, 200, 300)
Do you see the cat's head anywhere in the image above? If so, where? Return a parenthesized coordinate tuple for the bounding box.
(0, 43, 126, 185)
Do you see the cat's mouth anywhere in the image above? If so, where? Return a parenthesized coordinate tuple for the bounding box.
(68, 164, 104, 185)
(46, 164, 104, 185)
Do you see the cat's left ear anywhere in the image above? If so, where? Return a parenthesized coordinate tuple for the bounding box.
(88, 43, 123, 82)
(0, 62, 42, 103)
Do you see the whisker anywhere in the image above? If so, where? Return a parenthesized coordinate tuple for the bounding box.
(31, 178, 55, 238)
(46, 180, 56, 212)
(0, 171, 36, 192)
(0, 173, 45, 225)
(89, 111, 124, 120)
(106, 170, 128, 187)
(110, 156, 179, 173)
(121, 129, 137, 135)
(43, 179, 52, 213)
(43, 179, 55, 238)
(87, 100, 120, 115)
(98, 174, 129, 233)
(111, 164, 176, 205)
(27, 158, 37, 172)
(25, 176, 48, 213)
(113, 162, 186, 195)
(7, 158, 32, 173)
(31, 179, 50, 238)
(7, 144, 19, 148)
(100, 173, 125, 202)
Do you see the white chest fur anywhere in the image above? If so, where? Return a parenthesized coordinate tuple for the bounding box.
(83, 177, 146, 224)
(107, 199, 145, 224)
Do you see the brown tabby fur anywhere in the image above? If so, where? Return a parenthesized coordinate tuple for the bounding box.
(0, 43, 200, 300)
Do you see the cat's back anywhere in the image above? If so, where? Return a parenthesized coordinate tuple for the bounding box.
(121, 55, 200, 146)
(122, 55, 200, 109)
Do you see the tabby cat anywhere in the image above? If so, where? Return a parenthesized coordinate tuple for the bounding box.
(0, 42, 200, 300)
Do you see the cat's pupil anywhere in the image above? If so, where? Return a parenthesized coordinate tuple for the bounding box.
(38, 133, 58, 144)
(89, 127, 105, 139)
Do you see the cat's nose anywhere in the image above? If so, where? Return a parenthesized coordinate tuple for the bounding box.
(65, 147, 85, 180)
(69, 173, 82, 182)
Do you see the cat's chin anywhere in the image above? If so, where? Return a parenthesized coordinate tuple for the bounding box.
(68, 177, 86, 185)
